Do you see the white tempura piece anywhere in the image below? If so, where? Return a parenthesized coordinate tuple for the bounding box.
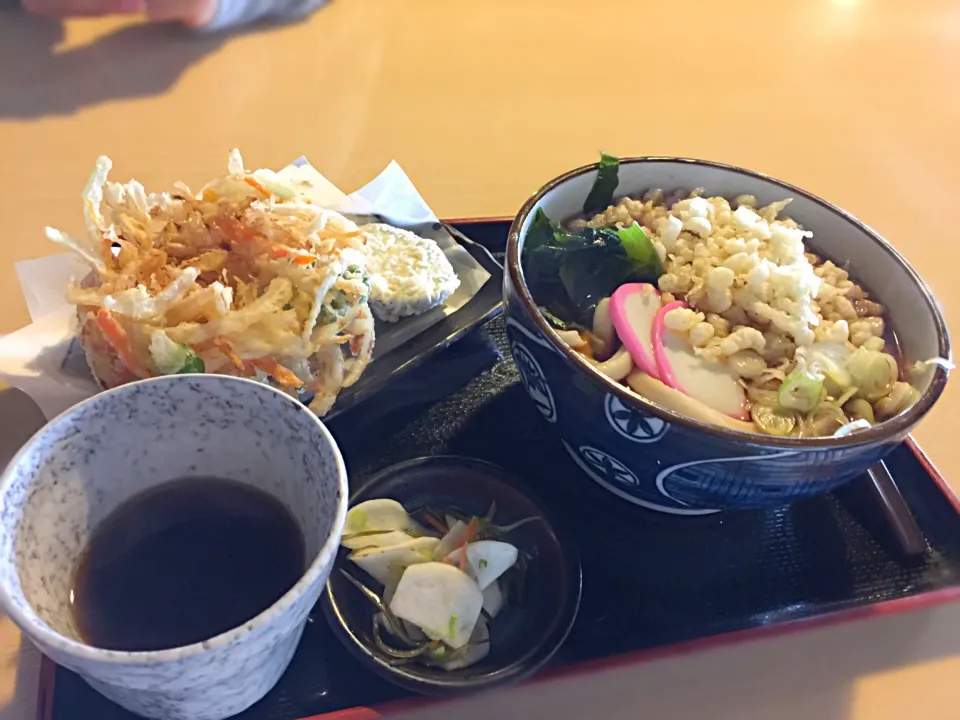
(361, 223, 461, 322)
(655, 194, 822, 354)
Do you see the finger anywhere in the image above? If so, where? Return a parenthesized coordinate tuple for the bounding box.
(22, 0, 145, 16)
(144, 0, 216, 26)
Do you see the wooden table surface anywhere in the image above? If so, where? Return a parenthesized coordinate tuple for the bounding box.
(1, 1, 959, 718)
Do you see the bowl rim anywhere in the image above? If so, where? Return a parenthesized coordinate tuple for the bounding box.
(506, 156, 951, 450)
(0, 373, 350, 665)
(321, 455, 582, 695)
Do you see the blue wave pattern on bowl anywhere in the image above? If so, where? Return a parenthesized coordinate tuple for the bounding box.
(504, 159, 949, 512)
(507, 311, 891, 513)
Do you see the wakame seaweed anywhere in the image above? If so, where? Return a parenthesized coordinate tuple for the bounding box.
(522, 207, 663, 326)
(521, 152, 662, 325)
(582, 152, 621, 215)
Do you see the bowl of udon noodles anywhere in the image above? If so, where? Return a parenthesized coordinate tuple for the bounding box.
(504, 156, 951, 513)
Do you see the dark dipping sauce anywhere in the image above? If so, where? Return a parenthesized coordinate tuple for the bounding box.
(71, 477, 306, 652)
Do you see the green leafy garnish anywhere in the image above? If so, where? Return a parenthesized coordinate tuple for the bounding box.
(317, 305, 338, 326)
(615, 223, 660, 268)
(522, 210, 663, 325)
(583, 152, 621, 215)
(150, 331, 205, 375)
(778, 371, 824, 413)
(524, 206, 560, 255)
(479, 559, 488, 570)
(538, 306, 572, 330)
(330, 289, 349, 313)
(847, 348, 899, 401)
(447, 614, 458, 639)
(316, 287, 351, 327)
(176, 352, 205, 374)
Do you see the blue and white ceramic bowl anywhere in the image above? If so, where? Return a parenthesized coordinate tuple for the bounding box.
(505, 158, 950, 513)
(0, 375, 348, 720)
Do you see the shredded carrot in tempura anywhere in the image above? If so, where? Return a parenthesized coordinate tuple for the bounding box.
(251, 358, 303, 388)
(95, 309, 148, 378)
(244, 176, 270, 196)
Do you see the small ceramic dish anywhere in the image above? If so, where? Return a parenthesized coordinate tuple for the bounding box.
(320, 456, 581, 697)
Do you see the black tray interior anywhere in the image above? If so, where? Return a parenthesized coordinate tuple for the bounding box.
(48, 221, 960, 720)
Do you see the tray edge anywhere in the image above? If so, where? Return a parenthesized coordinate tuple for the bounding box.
(35, 218, 960, 720)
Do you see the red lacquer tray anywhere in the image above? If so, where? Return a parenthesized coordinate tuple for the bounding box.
(38, 219, 960, 720)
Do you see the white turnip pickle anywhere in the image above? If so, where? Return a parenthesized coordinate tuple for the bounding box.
(341, 531, 415, 551)
(439, 616, 491, 671)
(481, 581, 504, 619)
(445, 540, 519, 591)
(433, 520, 468, 560)
(389, 562, 483, 649)
(344, 499, 413, 537)
(350, 537, 439, 585)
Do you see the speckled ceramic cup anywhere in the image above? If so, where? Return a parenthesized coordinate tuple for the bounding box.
(0, 375, 348, 720)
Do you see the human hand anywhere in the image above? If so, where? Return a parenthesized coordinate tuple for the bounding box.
(22, 0, 218, 27)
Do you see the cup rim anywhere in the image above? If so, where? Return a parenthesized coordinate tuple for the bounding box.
(506, 156, 952, 449)
(0, 374, 349, 665)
